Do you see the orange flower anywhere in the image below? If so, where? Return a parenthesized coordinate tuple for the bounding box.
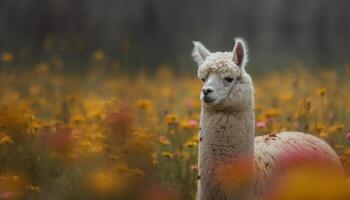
(135, 99, 152, 110)
(1, 52, 14, 62)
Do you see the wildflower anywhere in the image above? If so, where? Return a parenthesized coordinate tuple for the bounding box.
(135, 99, 152, 110)
(180, 120, 190, 129)
(1, 52, 14, 62)
(180, 119, 199, 129)
(191, 165, 198, 171)
(319, 131, 328, 139)
(256, 121, 266, 129)
(318, 87, 327, 96)
(314, 123, 326, 133)
(165, 114, 179, 125)
(184, 140, 197, 148)
(329, 123, 345, 133)
(70, 113, 85, 124)
(159, 136, 170, 145)
(188, 119, 199, 129)
(27, 116, 43, 135)
(0, 133, 12, 145)
(192, 135, 200, 143)
(344, 149, 350, 156)
(161, 151, 173, 158)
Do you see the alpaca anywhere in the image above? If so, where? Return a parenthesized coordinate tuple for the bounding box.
(192, 38, 343, 200)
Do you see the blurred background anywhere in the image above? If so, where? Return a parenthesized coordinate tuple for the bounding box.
(1, 0, 350, 72)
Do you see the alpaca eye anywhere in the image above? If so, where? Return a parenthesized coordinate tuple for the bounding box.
(224, 77, 234, 83)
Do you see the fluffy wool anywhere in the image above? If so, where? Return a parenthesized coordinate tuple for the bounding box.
(192, 38, 343, 200)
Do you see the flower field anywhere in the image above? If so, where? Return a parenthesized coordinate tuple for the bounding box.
(0, 53, 350, 200)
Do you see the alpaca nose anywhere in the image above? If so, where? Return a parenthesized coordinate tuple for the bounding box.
(202, 88, 213, 96)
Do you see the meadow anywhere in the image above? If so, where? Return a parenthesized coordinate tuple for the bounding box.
(0, 51, 350, 200)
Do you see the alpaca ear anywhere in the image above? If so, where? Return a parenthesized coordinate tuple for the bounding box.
(192, 41, 211, 65)
(232, 38, 248, 69)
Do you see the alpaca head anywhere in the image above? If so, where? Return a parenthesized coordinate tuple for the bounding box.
(192, 38, 254, 112)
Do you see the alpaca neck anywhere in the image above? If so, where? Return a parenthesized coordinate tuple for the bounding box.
(198, 107, 255, 200)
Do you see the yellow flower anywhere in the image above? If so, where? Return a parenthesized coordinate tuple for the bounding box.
(192, 135, 200, 143)
(318, 87, 327, 96)
(180, 120, 190, 129)
(70, 113, 85, 124)
(165, 114, 179, 125)
(135, 99, 152, 110)
(343, 149, 350, 156)
(319, 131, 328, 139)
(329, 123, 345, 134)
(184, 140, 197, 148)
(1, 52, 14, 62)
(0, 133, 12, 144)
(314, 123, 326, 133)
(161, 151, 173, 158)
(180, 119, 199, 129)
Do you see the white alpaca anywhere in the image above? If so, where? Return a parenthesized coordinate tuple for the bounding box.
(192, 38, 343, 200)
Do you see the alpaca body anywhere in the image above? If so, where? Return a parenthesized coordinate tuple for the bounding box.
(253, 132, 343, 198)
(198, 109, 343, 200)
(192, 38, 343, 200)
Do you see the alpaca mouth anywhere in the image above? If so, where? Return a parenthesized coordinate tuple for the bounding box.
(203, 96, 216, 103)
